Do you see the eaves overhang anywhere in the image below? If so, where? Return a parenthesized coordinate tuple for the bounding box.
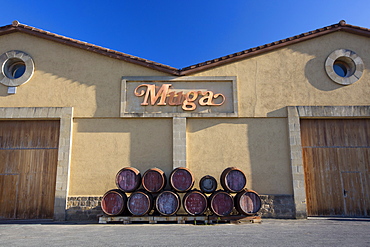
(1, 20, 369, 76)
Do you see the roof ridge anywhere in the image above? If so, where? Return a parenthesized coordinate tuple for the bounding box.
(179, 21, 345, 73)
(8, 20, 180, 75)
(2, 20, 370, 76)
(179, 20, 370, 75)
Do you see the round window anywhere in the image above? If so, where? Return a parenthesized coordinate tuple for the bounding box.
(333, 61, 348, 77)
(325, 49, 364, 85)
(4, 58, 26, 79)
(333, 57, 355, 78)
(0, 50, 35, 87)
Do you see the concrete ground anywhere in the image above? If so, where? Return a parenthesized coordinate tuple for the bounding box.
(0, 218, 369, 246)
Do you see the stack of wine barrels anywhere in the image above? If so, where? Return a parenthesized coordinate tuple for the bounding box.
(101, 166, 261, 217)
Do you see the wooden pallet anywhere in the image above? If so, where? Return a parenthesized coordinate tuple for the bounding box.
(208, 215, 262, 224)
(99, 215, 261, 224)
(99, 215, 209, 224)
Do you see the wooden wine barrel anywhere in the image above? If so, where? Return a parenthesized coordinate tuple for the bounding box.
(155, 191, 180, 216)
(209, 190, 234, 216)
(183, 190, 208, 216)
(199, 175, 217, 193)
(115, 167, 141, 192)
(220, 167, 246, 193)
(169, 167, 194, 192)
(234, 189, 262, 216)
(127, 190, 153, 216)
(101, 189, 127, 216)
(142, 168, 166, 193)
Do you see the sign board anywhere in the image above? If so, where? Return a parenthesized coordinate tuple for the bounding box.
(120, 76, 238, 117)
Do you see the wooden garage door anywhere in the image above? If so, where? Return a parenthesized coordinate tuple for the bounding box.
(0, 120, 60, 219)
(301, 119, 370, 217)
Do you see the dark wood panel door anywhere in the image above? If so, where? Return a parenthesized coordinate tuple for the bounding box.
(0, 121, 59, 219)
(301, 119, 370, 217)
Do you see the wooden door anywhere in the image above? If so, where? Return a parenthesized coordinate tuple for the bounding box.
(341, 172, 366, 216)
(301, 119, 370, 217)
(0, 120, 60, 219)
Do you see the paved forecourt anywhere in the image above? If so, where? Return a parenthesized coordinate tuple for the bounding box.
(0, 219, 369, 246)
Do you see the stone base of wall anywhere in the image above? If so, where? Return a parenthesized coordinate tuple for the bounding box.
(66, 194, 296, 221)
(66, 197, 103, 221)
(259, 194, 295, 219)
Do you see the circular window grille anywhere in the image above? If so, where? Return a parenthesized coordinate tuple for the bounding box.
(0, 50, 34, 87)
(325, 49, 364, 85)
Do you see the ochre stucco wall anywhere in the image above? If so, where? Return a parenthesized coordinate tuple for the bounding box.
(187, 118, 291, 195)
(0, 33, 172, 196)
(70, 118, 173, 195)
(0, 32, 168, 118)
(1, 31, 369, 198)
(184, 32, 370, 195)
(191, 32, 370, 118)
(3, 32, 369, 119)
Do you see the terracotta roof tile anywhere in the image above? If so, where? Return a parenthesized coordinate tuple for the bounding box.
(1, 20, 179, 75)
(179, 20, 370, 75)
(1, 20, 370, 76)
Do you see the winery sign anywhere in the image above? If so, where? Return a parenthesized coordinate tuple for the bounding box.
(134, 83, 225, 111)
(120, 76, 238, 117)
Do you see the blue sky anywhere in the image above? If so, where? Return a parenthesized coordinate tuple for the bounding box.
(1, 0, 369, 68)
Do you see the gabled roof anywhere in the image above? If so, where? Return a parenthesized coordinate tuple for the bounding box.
(1, 20, 370, 76)
(0, 21, 179, 75)
(180, 20, 370, 75)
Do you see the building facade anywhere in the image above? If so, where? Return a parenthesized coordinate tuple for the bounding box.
(0, 20, 369, 220)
